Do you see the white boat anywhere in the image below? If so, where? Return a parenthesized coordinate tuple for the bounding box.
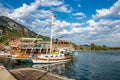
(32, 49, 72, 64)
(0, 51, 11, 56)
(32, 15, 73, 64)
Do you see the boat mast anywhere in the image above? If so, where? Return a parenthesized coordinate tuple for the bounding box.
(50, 15, 55, 55)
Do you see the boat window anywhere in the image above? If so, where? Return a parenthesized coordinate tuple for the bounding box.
(45, 56, 48, 57)
(55, 55, 58, 57)
(60, 51, 64, 54)
(59, 55, 62, 57)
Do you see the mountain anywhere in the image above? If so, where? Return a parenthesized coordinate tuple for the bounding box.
(0, 16, 49, 43)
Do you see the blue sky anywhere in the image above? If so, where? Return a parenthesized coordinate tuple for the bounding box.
(0, 0, 120, 47)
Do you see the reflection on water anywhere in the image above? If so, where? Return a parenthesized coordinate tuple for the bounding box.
(11, 63, 33, 69)
(11, 60, 73, 76)
(32, 61, 73, 75)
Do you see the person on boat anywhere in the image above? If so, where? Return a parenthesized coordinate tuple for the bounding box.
(53, 49, 59, 54)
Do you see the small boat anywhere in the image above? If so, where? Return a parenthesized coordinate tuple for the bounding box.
(32, 49, 72, 64)
(10, 38, 42, 63)
(11, 53, 32, 63)
(0, 51, 11, 57)
(72, 51, 80, 55)
(32, 15, 73, 64)
(0, 46, 11, 57)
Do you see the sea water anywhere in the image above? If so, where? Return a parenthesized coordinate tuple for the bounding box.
(10, 51, 120, 80)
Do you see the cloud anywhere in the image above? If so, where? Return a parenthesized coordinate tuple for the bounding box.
(7, 0, 40, 19)
(0, 3, 10, 16)
(93, 0, 120, 19)
(30, 19, 51, 29)
(52, 5, 71, 13)
(40, 0, 63, 7)
(73, 12, 85, 16)
(55, 20, 81, 30)
(87, 20, 96, 26)
(77, 4, 81, 8)
(56, 20, 70, 28)
(87, 19, 120, 27)
(0, 0, 120, 47)
(31, 10, 53, 19)
(16, 18, 27, 26)
(73, 12, 86, 19)
(62, 18, 120, 46)
(7, 0, 63, 19)
(87, 19, 120, 46)
(53, 20, 82, 36)
(58, 29, 71, 35)
(28, 18, 52, 36)
(28, 19, 82, 37)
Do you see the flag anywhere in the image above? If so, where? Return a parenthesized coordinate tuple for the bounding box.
(52, 14, 56, 19)
(53, 14, 56, 17)
(21, 28, 26, 35)
(52, 14, 56, 27)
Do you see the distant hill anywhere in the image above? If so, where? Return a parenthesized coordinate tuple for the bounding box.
(0, 16, 49, 43)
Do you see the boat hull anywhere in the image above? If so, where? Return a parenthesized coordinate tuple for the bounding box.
(32, 58, 72, 64)
(12, 58, 32, 64)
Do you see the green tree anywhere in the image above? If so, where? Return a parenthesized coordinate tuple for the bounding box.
(90, 43, 96, 50)
(102, 45, 107, 50)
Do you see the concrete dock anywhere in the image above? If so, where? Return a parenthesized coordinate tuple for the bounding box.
(0, 66, 17, 80)
(0, 66, 73, 80)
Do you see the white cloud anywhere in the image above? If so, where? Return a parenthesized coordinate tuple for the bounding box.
(64, 17, 120, 46)
(56, 20, 70, 28)
(87, 19, 120, 28)
(73, 12, 85, 16)
(7, 0, 63, 19)
(94, 31, 120, 47)
(77, 4, 81, 8)
(108, 33, 120, 42)
(71, 23, 81, 27)
(16, 19, 26, 25)
(40, 0, 63, 7)
(52, 5, 71, 13)
(28, 19, 82, 37)
(55, 20, 81, 30)
(73, 12, 86, 19)
(87, 20, 96, 26)
(0, 3, 10, 16)
(93, 0, 120, 19)
(53, 20, 82, 36)
(30, 19, 51, 29)
(71, 27, 81, 33)
(58, 29, 71, 35)
(7, 0, 40, 19)
(89, 31, 97, 35)
(32, 10, 53, 19)
(0, 0, 120, 47)
(86, 19, 120, 35)
(97, 19, 120, 26)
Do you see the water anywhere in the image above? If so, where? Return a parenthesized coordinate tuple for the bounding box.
(11, 51, 120, 80)
(63, 51, 120, 80)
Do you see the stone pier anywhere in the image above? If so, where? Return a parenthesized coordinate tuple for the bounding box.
(0, 66, 73, 80)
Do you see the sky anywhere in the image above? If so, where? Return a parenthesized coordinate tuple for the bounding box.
(0, 0, 120, 47)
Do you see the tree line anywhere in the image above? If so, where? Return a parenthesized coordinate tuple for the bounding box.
(74, 43, 120, 51)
